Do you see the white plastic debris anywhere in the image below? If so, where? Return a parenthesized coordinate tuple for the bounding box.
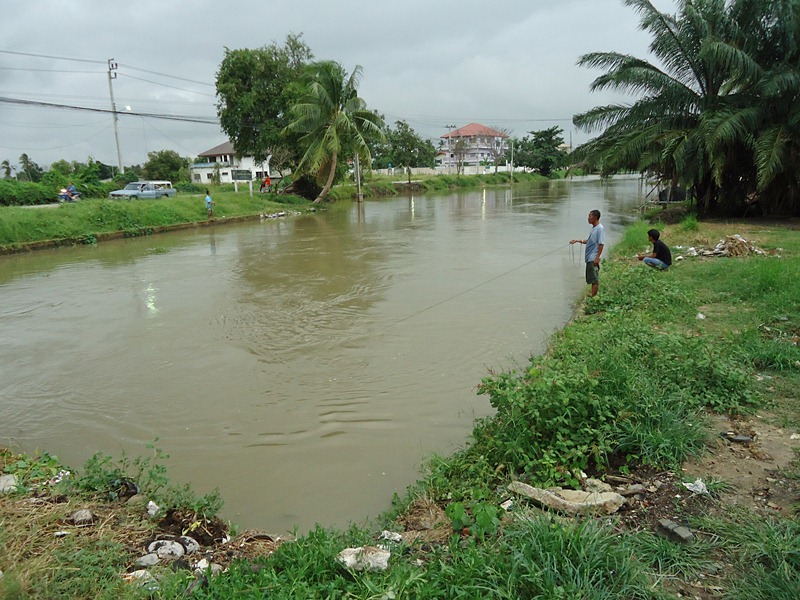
(0, 474, 19, 494)
(379, 530, 403, 543)
(147, 540, 185, 559)
(682, 478, 709, 495)
(337, 546, 391, 571)
(122, 569, 159, 591)
(696, 313, 706, 320)
(146, 501, 160, 516)
(48, 470, 71, 485)
(790, 433, 800, 440)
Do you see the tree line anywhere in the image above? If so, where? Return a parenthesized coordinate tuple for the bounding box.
(215, 34, 571, 202)
(9, 1, 799, 215)
(573, 0, 800, 217)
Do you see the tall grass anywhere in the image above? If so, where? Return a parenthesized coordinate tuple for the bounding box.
(197, 518, 665, 599)
(693, 510, 800, 599)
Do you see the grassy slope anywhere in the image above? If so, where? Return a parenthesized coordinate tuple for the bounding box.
(1, 215, 799, 599)
(0, 190, 309, 250)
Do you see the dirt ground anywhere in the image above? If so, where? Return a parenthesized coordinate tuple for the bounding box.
(682, 412, 800, 514)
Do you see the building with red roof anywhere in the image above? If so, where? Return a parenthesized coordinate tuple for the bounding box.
(438, 123, 509, 172)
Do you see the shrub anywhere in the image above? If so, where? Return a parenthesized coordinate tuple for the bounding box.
(0, 180, 53, 205)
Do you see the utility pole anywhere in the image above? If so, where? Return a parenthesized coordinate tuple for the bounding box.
(510, 140, 514, 183)
(445, 124, 456, 175)
(354, 152, 363, 202)
(107, 59, 124, 174)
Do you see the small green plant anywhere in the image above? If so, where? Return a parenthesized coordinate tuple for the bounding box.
(445, 501, 470, 531)
(64, 441, 223, 517)
(680, 214, 699, 231)
(471, 501, 500, 536)
(1, 450, 64, 491)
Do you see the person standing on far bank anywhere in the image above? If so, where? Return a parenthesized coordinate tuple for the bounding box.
(570, 209, 605, 297)
(205, 189, 215, 219)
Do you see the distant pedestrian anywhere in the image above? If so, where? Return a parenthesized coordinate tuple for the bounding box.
(637, 229, 672, 270)
(205, 189, 215, 219)
(570, 209, 605, 297)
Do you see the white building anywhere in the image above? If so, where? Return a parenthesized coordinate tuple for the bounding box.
(190, 141, 269, 184)
(437, 123, 510, 171)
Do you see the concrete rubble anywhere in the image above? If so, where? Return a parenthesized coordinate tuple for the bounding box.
(337, 545, 391, 572)
(508, 481, 626, 515)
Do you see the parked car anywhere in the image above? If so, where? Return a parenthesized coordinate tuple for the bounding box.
(109, 181, 177, 200)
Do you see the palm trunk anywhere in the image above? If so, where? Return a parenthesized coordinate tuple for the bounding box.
(314, 152, 338, 203)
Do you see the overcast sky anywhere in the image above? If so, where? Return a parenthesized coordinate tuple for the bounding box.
(0, 0, 678, 171)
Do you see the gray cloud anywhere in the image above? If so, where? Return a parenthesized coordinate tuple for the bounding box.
(0, 0, 676, 169)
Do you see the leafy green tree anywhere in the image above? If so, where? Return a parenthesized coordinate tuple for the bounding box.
(142, 150, 188, 182)
(386, 120, 436, 181)
(75, 158, 102, 185)
(508, 127, 568, 176)
(287, 61, 385, 202)
(96, 161, 115, 180)
(216, 34, 313, 173)
(573, 0, 800, 216)
(366, 112, 392, 169)
(49, 159, 73, 175)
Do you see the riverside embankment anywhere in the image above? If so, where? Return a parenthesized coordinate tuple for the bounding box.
(2, 191, 798, 598)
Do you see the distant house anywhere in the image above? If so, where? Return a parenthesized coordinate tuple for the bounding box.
(190, 141, 270, 184)
(438, 123, 510, 171)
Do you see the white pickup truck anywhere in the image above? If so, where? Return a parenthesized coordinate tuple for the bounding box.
(109, 181, 177, 200)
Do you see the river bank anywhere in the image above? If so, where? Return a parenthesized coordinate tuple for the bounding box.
(0, 171, 548, 254)
(0, 191, 312, 255)
(1, 213, 799, 598)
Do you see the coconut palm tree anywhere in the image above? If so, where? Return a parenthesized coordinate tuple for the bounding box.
(286, 61, 385, 203)
(739, 0, 800, 215)
(1, 159, 15, 179)
(573, 0, 800, 216)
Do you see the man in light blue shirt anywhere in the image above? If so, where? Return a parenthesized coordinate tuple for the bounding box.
(570, 209, 605, 297)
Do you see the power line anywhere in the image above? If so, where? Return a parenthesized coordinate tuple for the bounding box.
(118, 62, 215, 87)
(0, 96, 219, 125)
(0, 49, 106, 65)
(0, 67, 104, 74)
(121, 73, 216, 98)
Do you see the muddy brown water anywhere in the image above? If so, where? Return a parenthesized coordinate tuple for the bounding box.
(0, 177, 642, 533)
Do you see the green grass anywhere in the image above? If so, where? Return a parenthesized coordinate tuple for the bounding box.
(0, 189, 308, 249)
(692, 509, 800, 599)
(193, 517, 665, 600)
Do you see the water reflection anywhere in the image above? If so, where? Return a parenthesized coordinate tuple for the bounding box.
(0, 177, 642, 533)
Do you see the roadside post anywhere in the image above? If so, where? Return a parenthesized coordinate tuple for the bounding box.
(232, 170, 253, 196)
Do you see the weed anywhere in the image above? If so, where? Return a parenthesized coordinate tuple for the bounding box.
(1, 450, 64, 491)
(63, 441, 223, 518)
(680, 214, 699, 231)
